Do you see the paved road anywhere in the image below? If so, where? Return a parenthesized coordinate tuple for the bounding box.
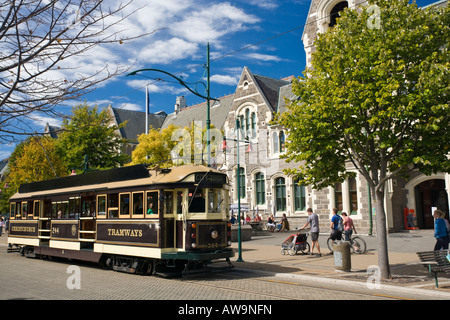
(0, 247, 386, 301)
(1, 229, 446, 305)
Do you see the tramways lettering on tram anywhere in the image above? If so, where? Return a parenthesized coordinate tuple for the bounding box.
(107, 228, 143, 237)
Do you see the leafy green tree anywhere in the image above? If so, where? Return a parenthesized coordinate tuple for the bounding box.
(278, 0, 449, 279)
(56, 103, 129, 171)
(0, 136, 67, 213)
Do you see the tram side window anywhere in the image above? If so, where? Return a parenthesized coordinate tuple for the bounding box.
(52, 202, 69, 219)
(26, 201, 34, 219)
(189, 189, 205, 213)
(177, 191, 183, 214)
(119, 193, 130, 217)
(43, 200, 52, 218)
(132, 192, 144, 216)
(146, 192, 158, 216)
(164, 191, 173, 215)
(33, 201, 40, 219)
(81, 196, 95, 217)
(108, 193, 119, 218)
(97, 195, 107, 217)
(22, 202, 28, 219)
(10, 203, 16, 219)
(69, 197, 81, 219)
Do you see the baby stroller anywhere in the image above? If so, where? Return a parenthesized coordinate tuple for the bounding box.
(281, 231, 310, 256)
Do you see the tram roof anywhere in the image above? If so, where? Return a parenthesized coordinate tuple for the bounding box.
(10, 164, 226, 200)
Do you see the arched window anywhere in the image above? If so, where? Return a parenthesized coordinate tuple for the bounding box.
(279, 131, 285, 153)
(251, 112, 256, 138)
(293, 179, 306, 211)
(255, 172, 265, 205)
(275, 177, 286, 211)
(272, 132, 279, 153)
(334, 182, 343, 212)
(348, 177, 358, 215)
(329, 1, 348, 28)
(245, 108, 250, 137)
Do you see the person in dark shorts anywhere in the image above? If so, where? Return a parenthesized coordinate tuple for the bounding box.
(299, 208, 321, 257)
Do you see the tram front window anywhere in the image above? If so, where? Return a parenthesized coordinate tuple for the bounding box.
(188, 189, 205, 213)
(208, 189, 223, 213)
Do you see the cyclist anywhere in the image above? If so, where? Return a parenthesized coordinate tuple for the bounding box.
(341, 212, 357, 241)
(330, 208, 342, 241)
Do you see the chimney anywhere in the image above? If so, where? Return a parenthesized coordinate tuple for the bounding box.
(175, 96, 186, 114)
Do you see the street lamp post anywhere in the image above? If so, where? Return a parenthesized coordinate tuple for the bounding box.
(222, 119, 250, 262)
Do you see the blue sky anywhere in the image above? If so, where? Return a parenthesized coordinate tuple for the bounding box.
(0, 0, 440, 159)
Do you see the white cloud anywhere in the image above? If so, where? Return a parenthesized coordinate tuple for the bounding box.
(116, 103, 143, 111)
(248, 0, 279, 9)
(30, 115, 63, 129)
(126, 79, 188, 95)
(169, 3, 260, 44)
(210, 74, 239, 86)
(245, 53, 283, 62)
(139, 38, 199, 64)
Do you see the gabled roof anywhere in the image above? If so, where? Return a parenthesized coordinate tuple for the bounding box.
(252, 74, 291, 111)
(110, 107, 167, 142)
(161, 94, 234, 130)
(277, 83, 298, 114)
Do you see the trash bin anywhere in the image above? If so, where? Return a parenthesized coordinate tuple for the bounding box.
(332, 241, 351, 272)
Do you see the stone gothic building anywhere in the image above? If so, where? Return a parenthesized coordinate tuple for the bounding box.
(111, 0, 449, 234)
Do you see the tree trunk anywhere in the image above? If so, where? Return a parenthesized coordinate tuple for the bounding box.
(374, 190, 392, 280)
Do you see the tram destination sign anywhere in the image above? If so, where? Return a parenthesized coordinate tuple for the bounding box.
(195, 173, 227, 185)
(9, 221, 39, 237)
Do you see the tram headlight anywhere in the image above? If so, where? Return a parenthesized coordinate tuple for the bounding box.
(210, 230, 219, 240)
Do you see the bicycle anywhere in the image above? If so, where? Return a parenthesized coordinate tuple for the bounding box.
(327, 233, 366, 254)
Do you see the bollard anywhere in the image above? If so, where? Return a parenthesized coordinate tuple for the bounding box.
(332, 241, 351, 272)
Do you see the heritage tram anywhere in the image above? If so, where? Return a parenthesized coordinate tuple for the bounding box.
(7, 164, 234, 275)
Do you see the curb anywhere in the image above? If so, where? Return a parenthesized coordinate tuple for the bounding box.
(233, 266, 450, 300)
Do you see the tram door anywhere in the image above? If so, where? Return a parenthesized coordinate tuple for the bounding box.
(162, 190, 175, 248)
(175, 190, 186, 249)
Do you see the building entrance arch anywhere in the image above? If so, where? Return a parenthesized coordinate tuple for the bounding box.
(405, 174, 449, 229)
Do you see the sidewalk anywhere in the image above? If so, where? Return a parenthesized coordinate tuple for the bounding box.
(225, 230, 450, 298)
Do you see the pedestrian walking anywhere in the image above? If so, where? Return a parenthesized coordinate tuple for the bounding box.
(0, 217, 3, 236)
(330, 208, 342, 241)
(433, 209, 449, 250)
(299, 208, 321, 257)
